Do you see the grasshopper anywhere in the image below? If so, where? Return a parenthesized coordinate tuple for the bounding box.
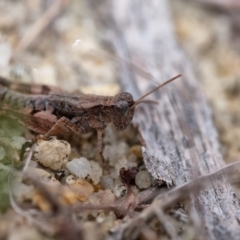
(0, 74, 181, 162)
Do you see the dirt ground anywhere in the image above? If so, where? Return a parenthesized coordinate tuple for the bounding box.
(0, 0, 239, 239)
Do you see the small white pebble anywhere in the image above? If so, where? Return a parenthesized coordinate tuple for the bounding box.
(100, 189, 115, 205)
(66, 175, 76, 185)
(96, 212, 106, 223)
(114, 157, 128, 174)
(135, 170, 151, 189)
(8, 226, 42, 240)
(130, 186, 140, 195)
(89, 161, 102, 185)
(33, 138, 71, 171)
(103, 212, 117, 228)
(70, 178, 94, 202)
(88, 191, 102, 204)
(103, 142, 129, 166)
(115, 157, 137, 174)
(67, 157, 91, 179)
(112, 184, 127, 198)
(100, 175, 114, 190)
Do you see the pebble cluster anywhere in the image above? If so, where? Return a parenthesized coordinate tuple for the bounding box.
(11, 125, 154, 228)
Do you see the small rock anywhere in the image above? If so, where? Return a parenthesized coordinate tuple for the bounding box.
(33, 138, 70, 171)
(89, 161, 102, 184)
(67, 158, 103, 184)
(69, 178, 94, 201)
(32, 191, 52, 212)
(112, 184, 127, 198)
(88, 191, 102, 205)
(66, 175, 76, 185)
(115, 157, 137, 175)
(135, 170, 151, 189)
(96, 211, 107, 224)
(126, 152, 137, 163)
(130, 145, 142, 159)
(67, 157, 91, 179)
(100, 212, 117, 230)
(27, 167, 59, 186)
(130, 186, 139, 195)
(100, 189, 115, 205)
(8, 226, 42, 240)
(61, 186, 78, 205)
(81, 142, 95, 158)
(103, 142, 129, 166)
(100, 175, 114, 190)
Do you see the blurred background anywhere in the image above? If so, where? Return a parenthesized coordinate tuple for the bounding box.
(0, 0, 239, 162)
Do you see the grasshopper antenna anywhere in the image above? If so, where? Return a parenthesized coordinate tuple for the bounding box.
(131, 74, 182, 109)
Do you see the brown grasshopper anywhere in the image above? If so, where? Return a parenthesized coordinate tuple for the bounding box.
(0, 74, 181, 162)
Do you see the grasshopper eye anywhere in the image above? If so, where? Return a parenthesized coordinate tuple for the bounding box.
(120, 92, 133, 103)
(115, 100, 129, 116)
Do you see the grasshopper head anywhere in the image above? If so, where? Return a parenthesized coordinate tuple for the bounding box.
(111, 74, 182, 131)
(112, 92, 134, 131)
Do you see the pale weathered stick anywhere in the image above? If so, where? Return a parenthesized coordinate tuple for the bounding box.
(91, 0, 240, 239)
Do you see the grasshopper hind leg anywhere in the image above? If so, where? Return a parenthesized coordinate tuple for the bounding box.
(34, 117, 81, 141)
(33, 117, 109, 168)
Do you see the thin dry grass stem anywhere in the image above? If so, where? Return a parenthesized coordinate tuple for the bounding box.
(112, 160, 240, 235)
(138, 186, 159, 204)
(3, 145, 240, 239)
(13, 0, 69, 58)
(7, 165, 83, 237)
(0, 156, 71, 236)
(22, 144, 35, 174)
(9, 183, 54, 234)
(154, 208, 180, 240)
(74, 191, 139, 216)
(73, 161, 240, 221)
(189, 207, 204, 240)
(6, 164, 55, 235)
(24, 169, 139, 217)
(157, 160, 240, 208)
(24, 172, 63, 213)
(73, 203, 115, 212)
